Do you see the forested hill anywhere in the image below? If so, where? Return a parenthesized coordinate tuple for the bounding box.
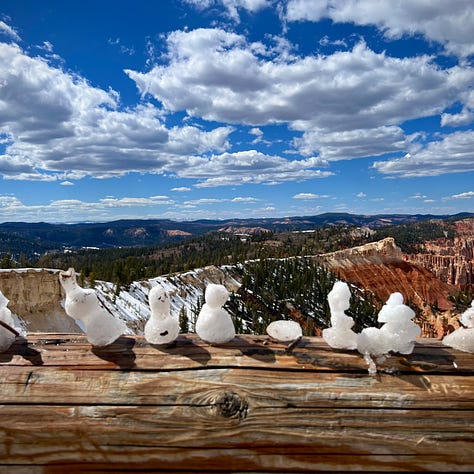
(0, 212, 472, 251)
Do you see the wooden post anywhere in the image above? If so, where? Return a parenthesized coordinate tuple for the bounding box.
(1, 334, 473, 471)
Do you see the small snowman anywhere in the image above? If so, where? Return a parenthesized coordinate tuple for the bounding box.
(59, 267, 125, 347)
(0, 291, 17, 353)
(195, 283, 235, 344)
(266, 320, 302, 342)
(145, 284, 179, 345)
(322, 281, 358, 350)
(442, 301, 474, 353)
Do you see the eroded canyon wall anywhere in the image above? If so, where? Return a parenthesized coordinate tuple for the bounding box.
(0, 268, 82, 333)
(404, 219, 474, 291)
(316, 237, 459, 337)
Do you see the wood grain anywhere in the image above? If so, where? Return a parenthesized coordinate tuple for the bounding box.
(1, 334, 473, 472)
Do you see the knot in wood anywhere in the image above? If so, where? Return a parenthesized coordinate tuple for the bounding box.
(215, 392, 248, 419)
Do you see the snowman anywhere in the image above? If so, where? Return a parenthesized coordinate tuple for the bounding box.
(442, 301, 474, 353)
(0, 291, 17, 353)
(195, 284, 235, 344)
(144, 284, 179, 345)
(59, 267, 125, 347)
(322, 281, 358, 350)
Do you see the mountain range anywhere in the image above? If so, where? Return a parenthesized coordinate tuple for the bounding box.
(1, 212, 473, 251)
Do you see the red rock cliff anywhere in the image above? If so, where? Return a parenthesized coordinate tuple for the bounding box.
(404, 219, 474, 291)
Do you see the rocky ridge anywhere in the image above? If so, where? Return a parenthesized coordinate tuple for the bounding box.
(404, 219, 474, 290)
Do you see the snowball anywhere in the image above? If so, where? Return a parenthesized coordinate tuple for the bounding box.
(59, 267, 125, 347)
(266, 320, 302, 342)
(195, 284, 235, 344)
(144, 284, 179, 345)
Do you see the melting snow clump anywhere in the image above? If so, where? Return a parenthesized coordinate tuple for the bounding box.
(442, 300, 474, 353)
(266, 320, 302, 342)
(59, 267, 126, 347)
(322, 281, 358, 350)
(196, 283, 235, 344)
(357, 292, 421, 375)
(144, 283, 179, 344)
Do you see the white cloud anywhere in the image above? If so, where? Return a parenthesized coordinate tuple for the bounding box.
(446, 191, 474, 199)
(231, 196, 258, 202)
(0, 21, 21, 42)
(60, 181, 74, 186)
(293, 192, 328, 199)
(441, 108, 474, 127)
(180, 150, 332, 186)
(373, 130, 474, 177)
(171, 187, 191, 192)
(285, 0, 474, 58)
(0, 194, 175, 222)
(356, 192, 366, 198)
(0, 42, 235, 180)
(183, 0, 271, 23)
(127, 29, 474, 162)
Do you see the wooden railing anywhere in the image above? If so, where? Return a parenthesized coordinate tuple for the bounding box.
(1, 334, 473, 472)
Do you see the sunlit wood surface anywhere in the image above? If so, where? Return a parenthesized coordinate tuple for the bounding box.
(1, 334, 473, 472)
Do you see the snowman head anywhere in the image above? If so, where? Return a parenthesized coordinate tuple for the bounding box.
(328, 281, 351, 313)
(59, 267, 77, 291)
(149, 284, 171, 315)
(205, 284, 229, 308)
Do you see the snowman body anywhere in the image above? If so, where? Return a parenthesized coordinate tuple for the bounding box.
(0, 292, 16, 352)
(196, 284, 235, 344)
(59, 268, 125, 347)
(322, 281, 358, 350)
(145, 284, 179, 344)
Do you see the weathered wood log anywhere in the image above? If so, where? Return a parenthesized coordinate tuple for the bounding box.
(1, 334, 473, 472)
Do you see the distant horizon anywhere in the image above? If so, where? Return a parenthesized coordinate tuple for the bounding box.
(1, 1, 473, 223)
(1, 210, 473, 226)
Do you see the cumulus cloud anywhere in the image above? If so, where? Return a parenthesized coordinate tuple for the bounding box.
(0, 36, 336, 187)
(0, 41, 236, 181)
(0, 20, 21, 42)
(126, 28, 474, 161)
(285, 0, 474, 58)
(441, 108, 474, 127)
(373, 130, 474, 177)
(179, 150, 332, 186)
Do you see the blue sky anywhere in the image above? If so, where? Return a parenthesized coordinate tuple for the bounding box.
(0, 0, 473, 223)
